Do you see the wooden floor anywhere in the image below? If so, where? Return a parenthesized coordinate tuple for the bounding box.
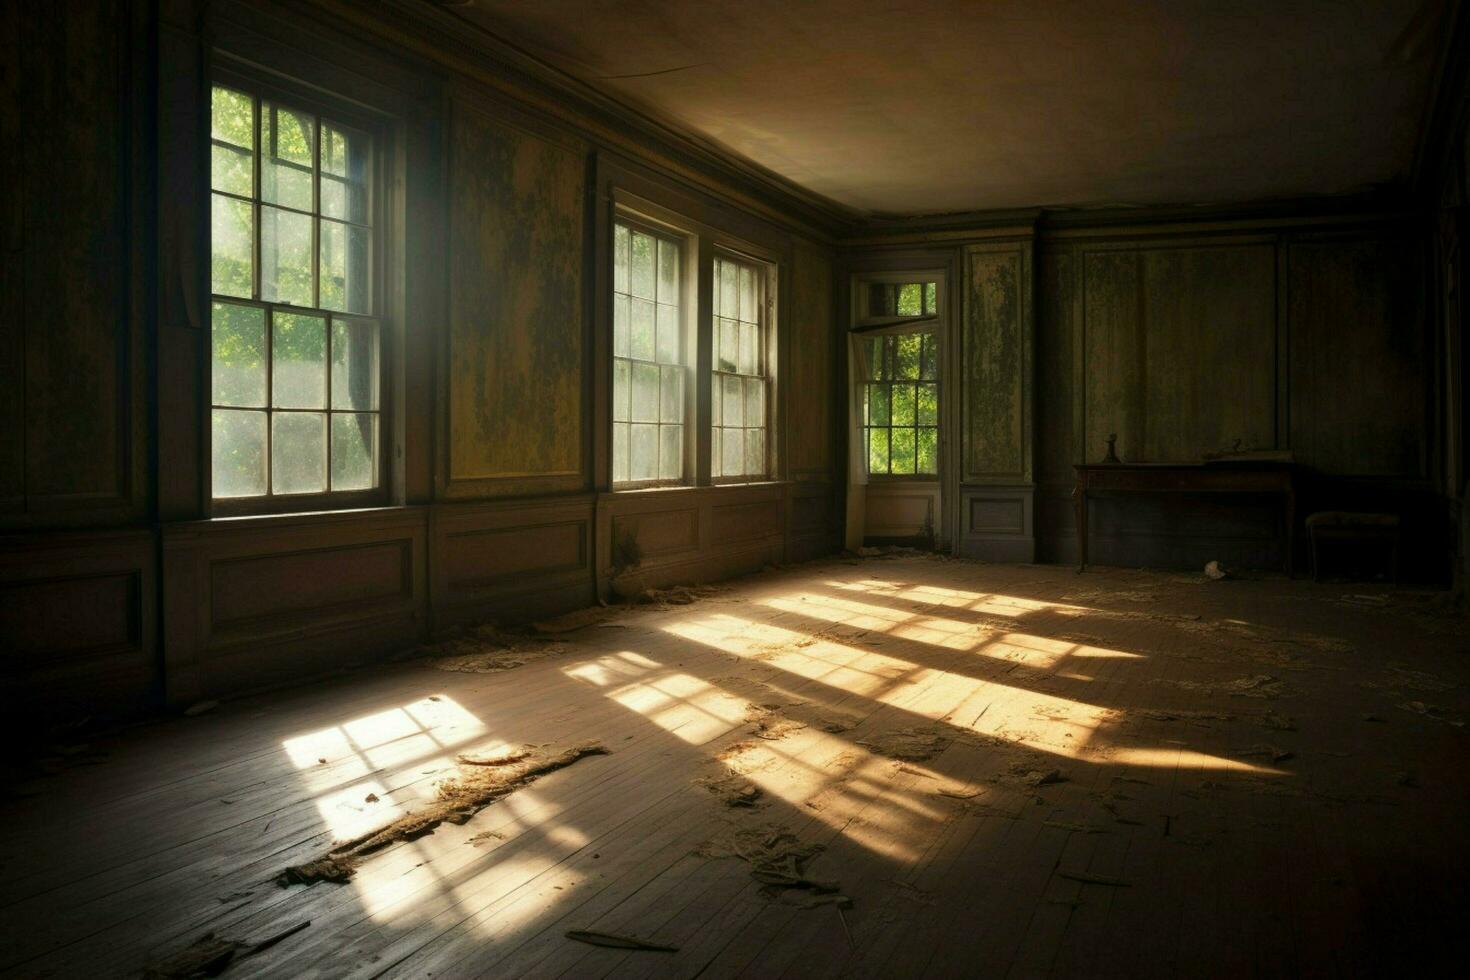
(2, 557, 1468, 978)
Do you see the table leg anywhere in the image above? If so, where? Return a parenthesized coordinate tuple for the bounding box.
(1073, 484, 1088, 571)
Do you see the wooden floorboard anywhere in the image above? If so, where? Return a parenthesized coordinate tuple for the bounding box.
(2, 557, 1467, 978)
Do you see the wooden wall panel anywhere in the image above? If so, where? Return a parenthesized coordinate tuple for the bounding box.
(0, 531, 156, 717)
(0, 3, 22, 510)
(788, 244, 835, 477)
(1141, 246, 1276, 460)
(446, 100, 587, 497)
(1081, 250, 1144, 465)
(2, 1, 144, 523)
(210, 541, 412, 628)
(1289, 238, 1426, 477)
(430, 497, 594, 628)
(962, 244, 1030, 482)
(163, 510, 429, 702)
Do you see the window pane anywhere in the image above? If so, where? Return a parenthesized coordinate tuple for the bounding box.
(331, 413, 377, 490)
(710, 429, 722, 478)
(659, 424, 682, 481)
(920, 333, 938, 380)
(867, 336, 885, 380)
(896, 334, 922, 379)
(212, 303, 266, 407)
(630, 298, 655, 361)
(744, 377, 764, 429)
(613, 295, 630, 357)
(211, 194, 253, 298)
(739, 321, 758, 375)
(661, 365, 683, 423)
(721, 375, 743, 428)
(631, 361, 659, 422)
(320, 219, 371, 314)
(868, 384, 890, 425)
(212, 86, 254, 149)
(320, 122, 370, 224)
(924, 282, 937, 315)
(658, 238, 679, 304)
(744, 428, 764, 477)
(868, 427, 889, 473)
(892, 428, 917, 474)
(917, 383, 938, 425)
(212, 409, 266, 497)
(721, 426, 743, 476)
(656, 304, 679, 364)
(630, 423, 657, 481)
(272, 412, 327, 494)
(260, 205, 313, 306)
(720, 260, 738, 317)
(613, 225, 630, 294)
(630, 231, 655, 300)
(212, 142, 252, 198)
(612, 422, 630, 483)
(331, 318, 379, 410)
(718, 319, 738, 373)
(897, 283, 922, 316)
(892, 384, 915, 425)
(711, 377, 722, 427)
(273, 312, 326, 408)
(260, 102, 314, 212)
(612, 358, 630, 422)
(918, 427, 938, 473)
(740, 266, 757, 322)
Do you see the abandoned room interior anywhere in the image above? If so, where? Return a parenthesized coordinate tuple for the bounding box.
(2, 0, 1469, 976)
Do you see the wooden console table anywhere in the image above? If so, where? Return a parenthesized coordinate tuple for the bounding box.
(1072, 461, 1297, 575)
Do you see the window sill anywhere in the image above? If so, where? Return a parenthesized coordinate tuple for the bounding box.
(601, 480, 791, 500)
(167, 503, 426, 534)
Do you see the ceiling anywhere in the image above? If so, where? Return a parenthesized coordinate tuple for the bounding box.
(450, 0, 1448, 217)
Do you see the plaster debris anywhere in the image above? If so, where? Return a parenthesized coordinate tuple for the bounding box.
(276, 742, 608, 886)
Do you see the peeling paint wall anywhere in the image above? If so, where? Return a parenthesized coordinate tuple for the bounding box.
(447, 102, 587, 495)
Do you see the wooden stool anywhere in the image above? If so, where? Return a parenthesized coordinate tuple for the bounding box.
(1305, 511, 1401, 582)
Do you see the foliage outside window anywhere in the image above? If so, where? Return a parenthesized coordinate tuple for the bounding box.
(612, 222, 686, 485)
(711, 255, 768, 480)
(867, 281, 937, 319)
(864, 332, 938, 475)
(209, 83, 381, 501)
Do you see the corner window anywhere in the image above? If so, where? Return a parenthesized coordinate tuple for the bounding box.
(862, 331, 939, 476)
(209, 83, 383, 504)
(711, 255, 769, 481)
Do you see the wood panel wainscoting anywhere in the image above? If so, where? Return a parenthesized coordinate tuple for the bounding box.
(161, 508, 431, 705)
(0, 530, 157, 722)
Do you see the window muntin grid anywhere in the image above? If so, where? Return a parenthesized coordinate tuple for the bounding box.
(612, 222, 686, 486)
(863, 331, 938, 476)
(209, 83, 381, 501)
(711, 255, 768, 481)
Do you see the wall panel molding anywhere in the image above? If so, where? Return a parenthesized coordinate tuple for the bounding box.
(162, 508, 429, 702)
(0, 530, 157, 717)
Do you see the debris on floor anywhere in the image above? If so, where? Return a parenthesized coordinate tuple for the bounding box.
(144, 921, 310, 979)
(697, 771, 764, 807)
(696, 822, 842, 904)
(639, 584, 723, 607)
(423, 623, 571, 673)
(276, 742, 609, 886)
(857, 726, 953, 761)
(183, 700, 219, 717)
(565, 930, 678, 952)
(1204, 560, 1230, 580)
(1157, 674, 1290, 699)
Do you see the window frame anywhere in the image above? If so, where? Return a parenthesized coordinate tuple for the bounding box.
(852, 272, 944, 483)
(605, 189, 783, 493)
(610, 212, 696, 490)
(206, 64, 394, 517)
(709, 246, 776, 485)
